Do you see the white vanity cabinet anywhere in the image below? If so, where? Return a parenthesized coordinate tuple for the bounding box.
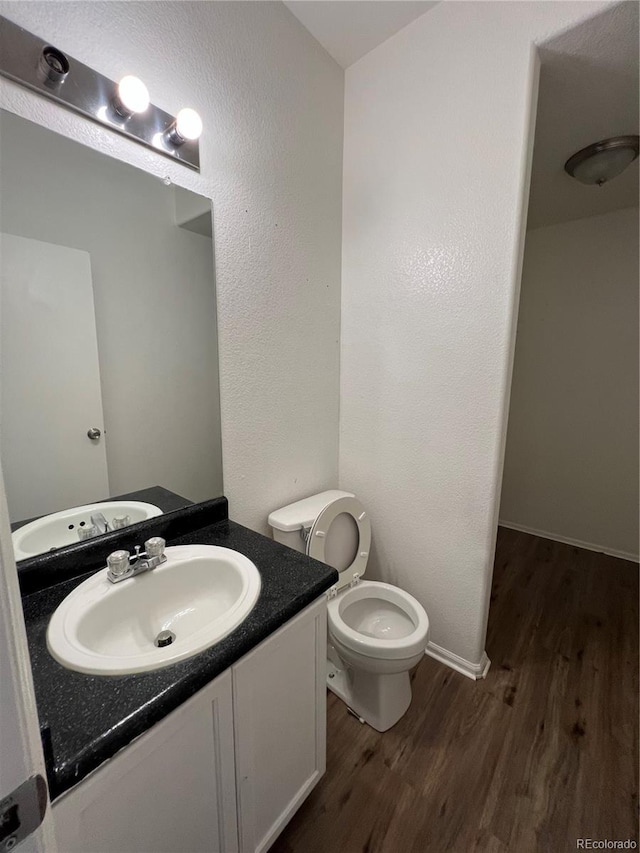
(233, 596, 327, 853)
(52, 669, 238, 853)
(52, 596, 327, 853)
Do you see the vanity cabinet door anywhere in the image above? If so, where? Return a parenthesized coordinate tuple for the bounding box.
(232, 596, 327, 853)
(52, 670, 238, 853)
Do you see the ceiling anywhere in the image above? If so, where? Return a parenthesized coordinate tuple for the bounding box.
(527, 2, 639, 229)
(283, 0, 438, 68)
(284, 1, 637, 227)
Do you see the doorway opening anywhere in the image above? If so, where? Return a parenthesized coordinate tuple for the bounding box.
(499, 4, 639, 564)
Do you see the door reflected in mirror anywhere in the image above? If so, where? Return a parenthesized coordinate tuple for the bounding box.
(0, 110, 223, 561)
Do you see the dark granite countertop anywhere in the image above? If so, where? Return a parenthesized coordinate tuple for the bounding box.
(21, 501, 337, 801)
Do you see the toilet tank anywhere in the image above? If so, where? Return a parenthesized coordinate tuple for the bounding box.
(268, 490, 355, 554)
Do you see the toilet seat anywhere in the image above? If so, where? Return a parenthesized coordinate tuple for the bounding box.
(306, 495, 371, 590)
(327, 581, 429, 660)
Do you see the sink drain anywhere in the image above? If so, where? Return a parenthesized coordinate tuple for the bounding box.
(154, 630, 176, 648)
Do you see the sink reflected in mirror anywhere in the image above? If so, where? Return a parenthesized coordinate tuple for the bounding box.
(47, 545, 262, 675)
(11, 500, 163, 562)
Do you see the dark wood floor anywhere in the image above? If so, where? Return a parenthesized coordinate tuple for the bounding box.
(271, 528, 639, 853)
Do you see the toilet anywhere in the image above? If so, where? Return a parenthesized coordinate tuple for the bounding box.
(268, 490, 429, 732)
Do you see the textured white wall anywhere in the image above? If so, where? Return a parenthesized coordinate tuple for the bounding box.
(340, 0, 610, 666)
(0, 1, 343, 534)
(500, 208, 639, 560)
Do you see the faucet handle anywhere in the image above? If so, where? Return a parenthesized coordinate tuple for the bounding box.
(144, 537, 166, 559)
(107, 549, 130, 577)
(78, 524, 98, 541)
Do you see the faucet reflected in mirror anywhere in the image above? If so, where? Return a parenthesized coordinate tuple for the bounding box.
(78, 510, 131, 541)
(0, 109, 223, 561)
(90, 513, 110, 536)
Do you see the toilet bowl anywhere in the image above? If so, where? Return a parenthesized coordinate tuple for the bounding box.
(268, 490, 430, 732)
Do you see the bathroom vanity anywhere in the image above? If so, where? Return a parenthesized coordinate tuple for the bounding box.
(18, 497, 337, 853)
(53, 599, 327, 853)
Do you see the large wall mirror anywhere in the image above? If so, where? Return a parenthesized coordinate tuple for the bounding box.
(0, 109, 223, 561)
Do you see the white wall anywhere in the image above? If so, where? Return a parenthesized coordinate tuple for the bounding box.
(340, 0, 610, 667)
(500, 208, 639, 560)
(0, 111, 222, 508)
(0, 0, 343, 534)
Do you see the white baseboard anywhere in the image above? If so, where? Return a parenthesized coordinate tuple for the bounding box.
(425, 641, 491, 681)
(498, 520, 639, 564)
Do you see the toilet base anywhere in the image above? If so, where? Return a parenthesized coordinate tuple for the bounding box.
(326, 656, 412, 733)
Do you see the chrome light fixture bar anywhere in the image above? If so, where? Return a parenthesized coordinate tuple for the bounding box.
(0, 16, 201, 171)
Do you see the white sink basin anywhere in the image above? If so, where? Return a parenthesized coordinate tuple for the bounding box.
(47, 545, 261, 675)
(12, 501, 163, 561)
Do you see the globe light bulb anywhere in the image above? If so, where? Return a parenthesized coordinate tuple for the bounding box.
(115, 75, 150, 116)
(175, 108, 203, 141)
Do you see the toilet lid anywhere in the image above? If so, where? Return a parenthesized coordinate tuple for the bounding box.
(306, 495, 371, 591)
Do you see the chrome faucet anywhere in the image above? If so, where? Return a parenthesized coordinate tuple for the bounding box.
(91, 512, 110, 534)
(78, 513, 131, 542)
(106, 537, 167, 584)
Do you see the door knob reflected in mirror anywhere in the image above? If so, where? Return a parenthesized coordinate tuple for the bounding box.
(87, 428, 102, 440)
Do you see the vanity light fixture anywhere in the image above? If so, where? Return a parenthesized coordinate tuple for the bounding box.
(112, 75, 150, 118)
(564, 135, 640, 186)
(0, 15, 201, 171)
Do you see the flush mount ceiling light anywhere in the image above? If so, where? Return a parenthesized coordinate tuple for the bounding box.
(0, 15, 201, 171)
(564, 136, 640, 186)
